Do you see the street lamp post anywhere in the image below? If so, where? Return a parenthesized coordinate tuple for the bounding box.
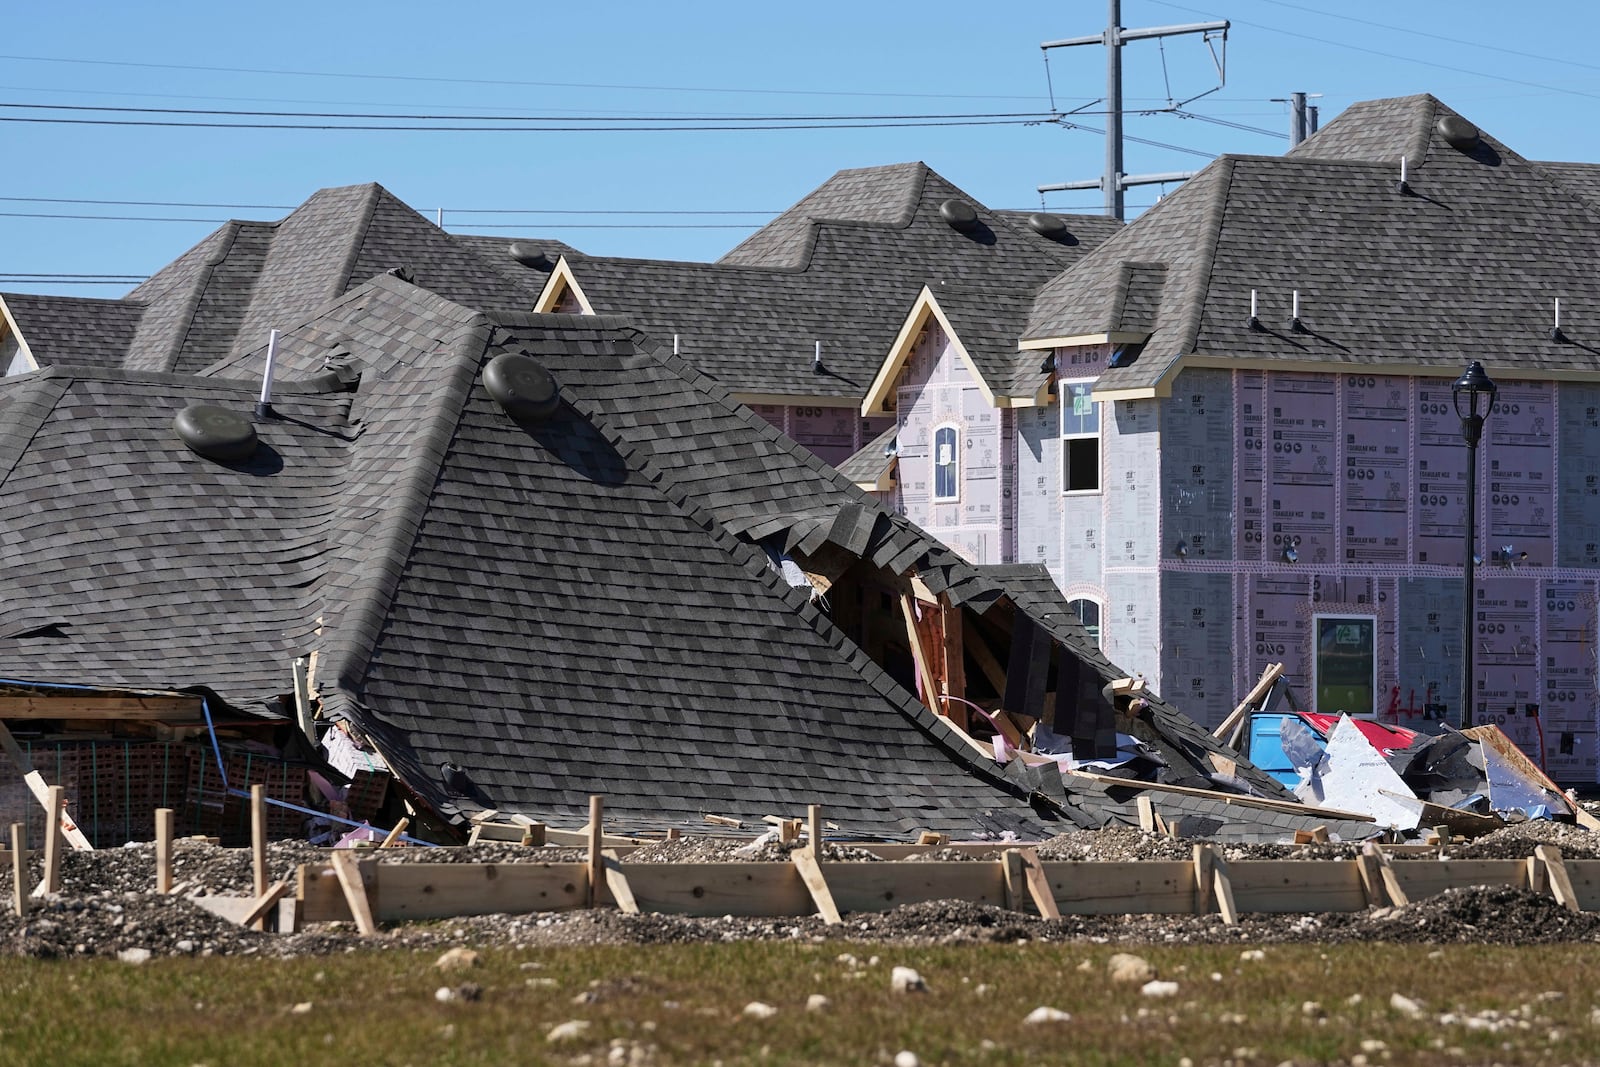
(1452, 361, 1498, 729)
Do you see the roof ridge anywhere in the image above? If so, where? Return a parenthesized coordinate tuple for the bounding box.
(0, 371, 70, 495)
(1177, 159, 1235, 356)
(156, 220, 243, 373)
(319, 310, 496, 703)
(331, 184, 384, 300)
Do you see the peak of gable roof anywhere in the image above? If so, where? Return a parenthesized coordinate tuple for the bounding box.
(718, 161, 933, 268)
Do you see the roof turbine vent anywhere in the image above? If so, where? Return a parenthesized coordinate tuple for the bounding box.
(1437, 115, 1481, 153)
(1027, 212, 1070, 239)
(939, 198, 981, 233)
(508, 241, 553, 270)
(483, 352, 560, 424)
(174, 404, 259, 463)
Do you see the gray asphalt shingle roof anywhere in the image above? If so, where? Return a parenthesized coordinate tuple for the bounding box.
(1021, 94, 1600, 395)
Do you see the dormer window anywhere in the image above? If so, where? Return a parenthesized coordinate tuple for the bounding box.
(1061, 381, 1101, 493)
(932, 423, 960, 502)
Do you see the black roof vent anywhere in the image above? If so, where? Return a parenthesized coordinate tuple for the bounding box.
(174, 404, 259, 463)
(1027, 212, 1070, 239)
(939, 198, 980, 232)
(386, 265, 416, 283)
(1438, 115, 1481, 153)
(508, 241, 553, 270)
(483, 352, 560, 424)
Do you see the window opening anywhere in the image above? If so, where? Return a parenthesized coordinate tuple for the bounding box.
(1313, 615, 1377, 716)
(933, 424, 960, 502)
(1061, 381, 1100, 493)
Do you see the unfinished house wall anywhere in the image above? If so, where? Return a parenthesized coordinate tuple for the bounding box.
(748, 404, 894, 468)
(1100, 390, 1161, 686)
(893, 323, 1004, 564)
(1139, 364, 1600, 781)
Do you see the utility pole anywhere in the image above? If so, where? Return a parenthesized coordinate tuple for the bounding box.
(1039, 0, 1228, 221)
(1283, 92, 1322, 148)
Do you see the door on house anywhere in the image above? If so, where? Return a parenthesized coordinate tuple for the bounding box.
(1313, 615, 1377, 716)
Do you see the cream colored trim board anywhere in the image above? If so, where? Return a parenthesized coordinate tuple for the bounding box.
(0, 296, 39, 375)
(860, 288, 999, 416)
(1019, 331, 1148, 351)
(532, 257, 595, 316)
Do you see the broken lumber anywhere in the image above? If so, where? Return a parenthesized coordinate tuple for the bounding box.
(379, 818, 410, 849)
(292, 656, 316, 744)
(1211, 850, 1238, 925)
(1016, 848, 1058, 919)
(1373, 846, 1408, 907)
(1136, 795, 1158, 833)
(1212, 662, 1284, 744)
(899, 593, 940, 711)
(702, 814, 742, 829)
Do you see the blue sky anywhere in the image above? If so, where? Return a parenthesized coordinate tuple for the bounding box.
(7, 1, 1600, 292)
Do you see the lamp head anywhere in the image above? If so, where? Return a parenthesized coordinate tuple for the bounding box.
(1452, 360, 1498, 420)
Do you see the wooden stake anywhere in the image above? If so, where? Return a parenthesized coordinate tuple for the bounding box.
(155, 808, 173, 894)
(1536, 844, 1580, 913)
(1356, 845, 1384, 907)
(1193, 844, 1214, 915)
(792, 847, 842, 924)
(1002, 848, 1025, 911)
(329, 850, 377, 936)
(1017, 847, 1059, 919)
(379, 818, 410, 849)
(1211, 851, 1238, 925)
(1374, 847, 1408, 906)
(41, 785, 63, 894)
(807, 804, 824, 858)
(239, 880, 293, 929)
(587, 795, 604, 908)
(1136, 795, 1157, 833)
(602, 850, 639, 915)
(251, 785, 268, 929)
(1527, 854, 1548, 895)
(10, 822, 26, 916)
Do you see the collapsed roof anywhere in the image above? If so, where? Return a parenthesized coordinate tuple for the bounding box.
(0, 273, 1346, 840)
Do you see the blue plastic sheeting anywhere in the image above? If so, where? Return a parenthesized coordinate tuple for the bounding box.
(1247, 713, 1306, 788)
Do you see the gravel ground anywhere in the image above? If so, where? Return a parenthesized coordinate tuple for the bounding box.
(7, 821, 1600, 959)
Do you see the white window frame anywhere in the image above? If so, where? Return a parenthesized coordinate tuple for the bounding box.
(1067, 595, 1104, 647)
(1061, 379, 1102, 495)
(931, 421, 961, 503)
(1311, 613, 1378, 717)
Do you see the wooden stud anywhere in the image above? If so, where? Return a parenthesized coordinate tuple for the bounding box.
(586, 795, 604, 908)
(1018, 847, 1059, 919)
(1537, 844, 1580, 913)
(939, 596, 966, 727)
(792, 848, 842, 924)
(1068, 770, 1376, 823)
(239, 880, 293, 930)
(10, 822, 26, 916)
(963, 617, 1008, 694)
(702, 814, 742, 828)
(1211, 851, 1238, 925)
(155, 808, 174, 894)
(602, 850, 639, 915)
(41, 785, 63, 894)
(329, 850, 377, 936)
(899, 594, 940, 711)
(379, 818, 410, 849)
(292, 656, 316, 743)
(808, 804, 824, 857)
(1193, 844, 1214, 915)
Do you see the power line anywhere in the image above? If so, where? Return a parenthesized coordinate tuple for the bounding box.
(0, 113, 1045, 133)
(0, 101, 1053, 122)
(0, 209, 763, 229)
(0, 195, 779, 215)
(0, 52, 1051, 103)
